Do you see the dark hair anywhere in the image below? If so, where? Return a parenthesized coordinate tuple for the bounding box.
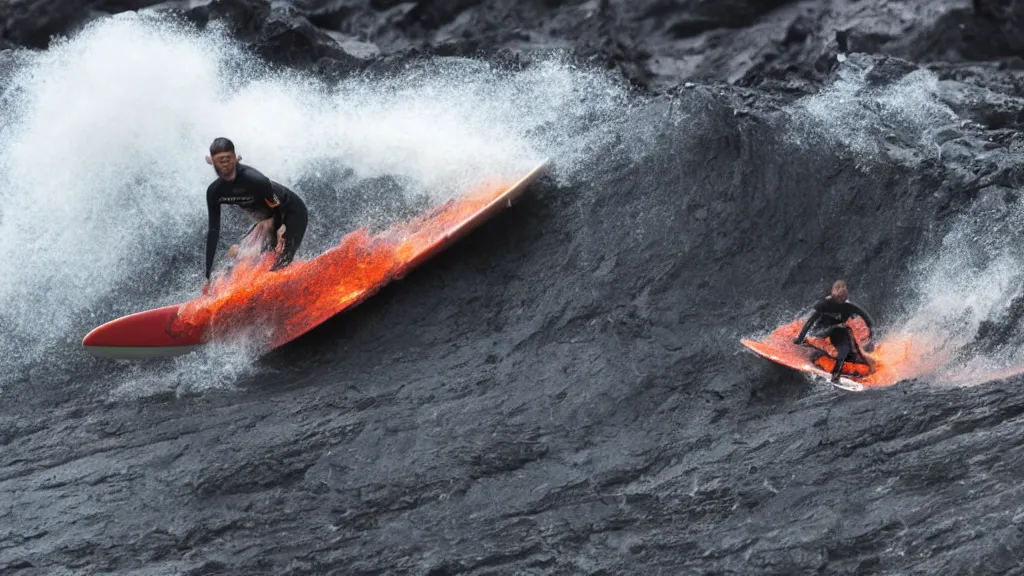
(209, 137, 235, 155)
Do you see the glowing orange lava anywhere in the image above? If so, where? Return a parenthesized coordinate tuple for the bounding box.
(748, 317, 952, 388)
(170, 171, 534, 350)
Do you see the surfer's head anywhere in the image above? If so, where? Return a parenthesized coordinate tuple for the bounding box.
(831, 280, 848, 303)
(206, 137, 241, 180)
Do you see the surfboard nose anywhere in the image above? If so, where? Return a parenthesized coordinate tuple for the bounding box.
(82, 305, 203, 359)
(81, 325, 107, 347)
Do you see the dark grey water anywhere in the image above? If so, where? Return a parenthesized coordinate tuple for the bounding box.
(2, 1, 1024, 574)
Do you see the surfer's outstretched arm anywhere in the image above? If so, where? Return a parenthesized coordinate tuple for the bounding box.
(793, 311, 820, 345)
(847, 301, 876, 339)
(249, 171, 282, 250)
(205, 186, 221, 280)
(846, 300, 876, 352)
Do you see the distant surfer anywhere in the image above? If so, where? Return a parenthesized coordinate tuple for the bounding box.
(793, 280, 876, 382)
(202, 137, 308, 294)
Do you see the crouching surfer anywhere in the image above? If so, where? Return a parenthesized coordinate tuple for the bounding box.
(201, 137, 309, 295)
(793, 280, 877, 382)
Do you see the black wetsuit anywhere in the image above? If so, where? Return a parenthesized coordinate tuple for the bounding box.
(205, 164, 308, 279)
(794, 296, 876, 377)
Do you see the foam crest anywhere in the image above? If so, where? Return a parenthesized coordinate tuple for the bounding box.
(889, 188, 1024, 386)
(788, 57, 959, 163)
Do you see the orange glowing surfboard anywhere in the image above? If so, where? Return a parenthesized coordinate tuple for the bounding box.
(741, 317, 912, 391)
(82, 159, 550, 359)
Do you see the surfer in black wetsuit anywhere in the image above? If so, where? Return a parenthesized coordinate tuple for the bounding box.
(202, 137, 308, 294)
(793, 280, 877, 382)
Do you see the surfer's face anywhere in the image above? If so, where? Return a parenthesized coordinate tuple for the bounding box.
(830, 280, 848, 302)
(210, 152, 238, 179)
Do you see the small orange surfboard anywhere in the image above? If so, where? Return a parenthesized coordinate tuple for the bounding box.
(742, 317, 910, 392)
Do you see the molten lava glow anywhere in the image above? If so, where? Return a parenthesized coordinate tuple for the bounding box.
(754, 318, 951, 388)
(170, 175, 524, 350)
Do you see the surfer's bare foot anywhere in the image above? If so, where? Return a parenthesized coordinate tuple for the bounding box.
(227, 245, 239, 258)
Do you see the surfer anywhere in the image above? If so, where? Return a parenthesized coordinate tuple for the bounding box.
(793, 280, 876, 382)
(202, 137, 308, 294)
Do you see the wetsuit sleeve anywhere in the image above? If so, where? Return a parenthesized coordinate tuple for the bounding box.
(794, 297, 830, 344)
(249, 171, 282, 249)
(205, 187, 220, 280)
(848, 302, 876, 338)
(794, 311, 820, 344)
(270, 207, 282, 250)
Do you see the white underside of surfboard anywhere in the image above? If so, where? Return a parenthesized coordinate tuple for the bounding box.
(83, 345, 201, 360)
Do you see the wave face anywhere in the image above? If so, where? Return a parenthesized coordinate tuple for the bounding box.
(2, 4, 1024, 576)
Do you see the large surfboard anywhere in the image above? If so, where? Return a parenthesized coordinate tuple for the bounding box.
(83, 160, 550, 359)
